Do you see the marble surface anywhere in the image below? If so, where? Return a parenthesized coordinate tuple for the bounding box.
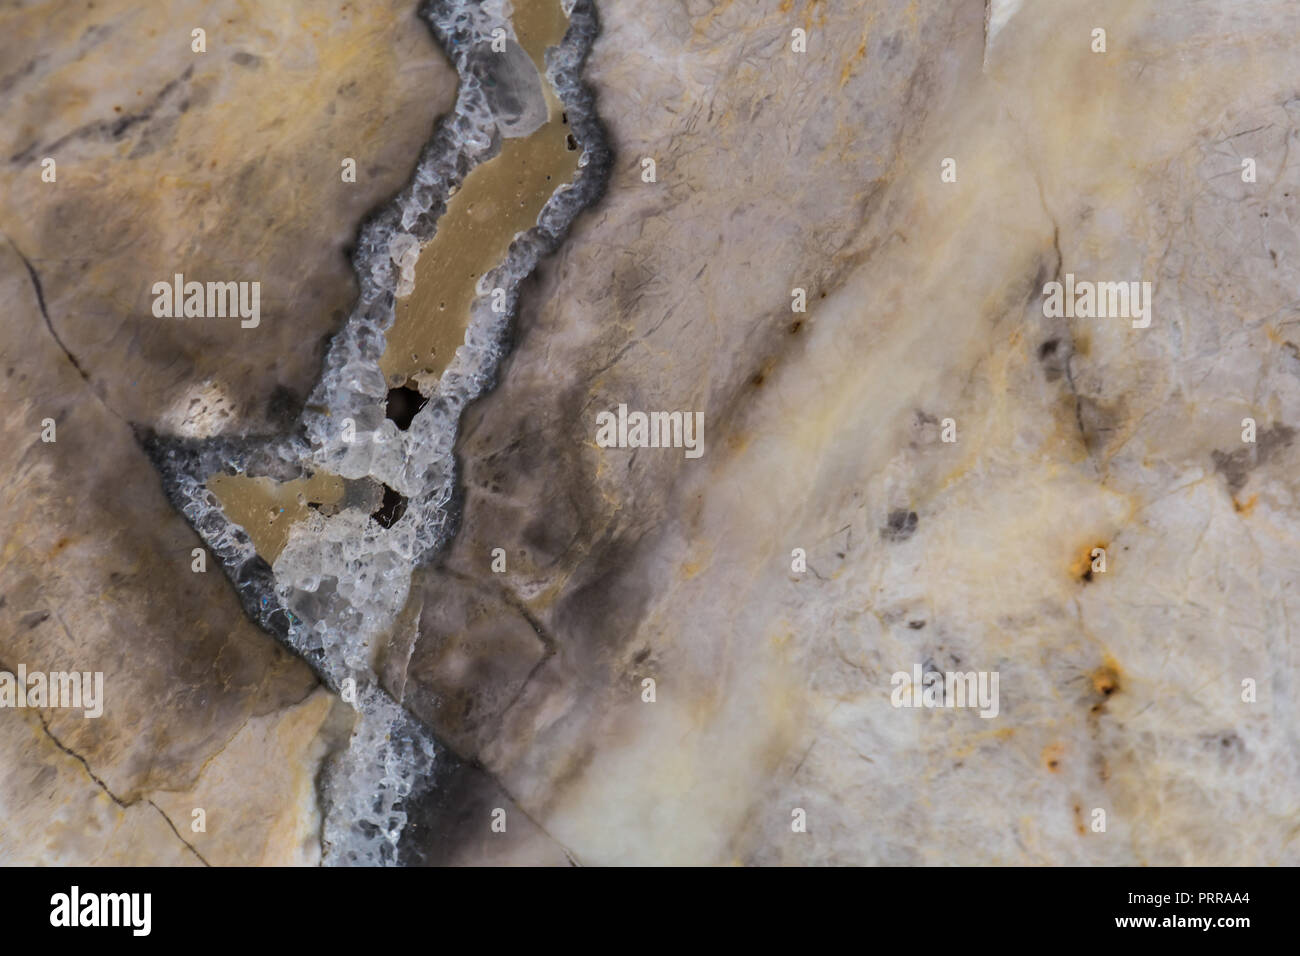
(0, 0, 455, 864)
(2, 0, 1298, 865)
(399, 0, 1300, 864)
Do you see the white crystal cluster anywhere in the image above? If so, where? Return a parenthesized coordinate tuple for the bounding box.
(320, 687, 439, 866)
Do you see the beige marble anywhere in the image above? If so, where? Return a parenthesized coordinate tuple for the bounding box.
(0, 0, 457, 432)
(398, 0, 1300, 864)
(149, 687, 344, 866)
(5, 0, 1299, 867)
(0, 0, 457, 864)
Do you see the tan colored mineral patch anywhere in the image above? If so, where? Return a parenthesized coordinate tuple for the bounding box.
(513, 0, 573, 69)
(209, 471, 345, 564)
(379, 0, 580, 386)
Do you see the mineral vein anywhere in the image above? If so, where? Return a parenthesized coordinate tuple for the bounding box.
(142, 0, 611, 865)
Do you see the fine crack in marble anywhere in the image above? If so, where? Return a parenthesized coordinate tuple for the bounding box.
(146, 0, 611, 864)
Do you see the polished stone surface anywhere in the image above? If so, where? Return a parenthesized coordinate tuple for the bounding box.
(396, 0, 1300, 864)
(3, 0, 1298, 865)
(0, 0, 455, 864)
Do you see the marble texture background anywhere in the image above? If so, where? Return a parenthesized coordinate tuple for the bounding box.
(3, 0, 1298, 865)
(0, 0, 455, 864)
(398, 0, 1300, 864)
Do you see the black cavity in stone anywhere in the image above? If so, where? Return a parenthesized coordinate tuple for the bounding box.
(385, 385, 428, 430)
(372, 484, 408, 529)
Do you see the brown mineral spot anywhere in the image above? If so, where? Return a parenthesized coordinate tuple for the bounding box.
(1069, 541, 1107, 582)
(1233, 493, 1258, 516)
(749, 357, 778, 389)
(1091, 657, 1122, 698)
(1042, 742, 1065, 772)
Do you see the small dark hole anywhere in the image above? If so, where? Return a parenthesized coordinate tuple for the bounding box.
(1037, 338, 1060, 359)
(566, 133, 578, 151)
(385, 386, 427, 430)
(372, 484, 407, 529)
